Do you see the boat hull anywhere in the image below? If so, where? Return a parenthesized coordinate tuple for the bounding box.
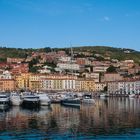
(61, 99, 81, 107)
(82, 99, 95, 104)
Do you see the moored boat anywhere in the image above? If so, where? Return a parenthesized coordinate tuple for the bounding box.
(0, 93, 10, 104)
(21, 92, 40, 107)
(129, 94, 135, 98)
(0, 93, 10, 110)
(100, 93, 108, 98)
(82, 94, 95, 104)
(10, 92, 22, 106)
(61, 97, 81, 107)
(37, 93, 51, 106)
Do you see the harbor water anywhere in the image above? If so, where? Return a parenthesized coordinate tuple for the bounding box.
(0, 97, 140, 139)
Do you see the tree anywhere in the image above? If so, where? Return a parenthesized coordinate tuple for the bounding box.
(29, 66, 39, 73)
(104, 86, 108, 92)
(106, 65, 117, 73)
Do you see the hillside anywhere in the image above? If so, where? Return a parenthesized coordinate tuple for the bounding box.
(56, 46, 140, 63)
(0, 46, 140, 63)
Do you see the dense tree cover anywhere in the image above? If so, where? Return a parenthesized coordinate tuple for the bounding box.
(29, 66, 39, 73)
(29, 58, 39, 73)
(43, 61, 56, 68)
(106, 65, 117, 73)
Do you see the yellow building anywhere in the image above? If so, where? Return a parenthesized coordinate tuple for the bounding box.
(53, 79, 63, 90)
(15, 73, 30, 90)
(29, 74, 46, 91)
(76, 78, 95, 92)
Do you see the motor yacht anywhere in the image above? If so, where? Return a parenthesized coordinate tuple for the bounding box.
(61, 93, 81, 107)
(82, 94, 95, 104)
(21, 92, 40, 106)
(37, 93, 51, 106)
(0, 93, 10, 110)
(10, 92, 22, 106)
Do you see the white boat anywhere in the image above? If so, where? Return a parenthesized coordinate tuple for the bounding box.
(129, 94, 135, 98)
(21, 92, 40, 105)
(0, 93, 10, 110)
(37, 93, 51, 106)
(82, 94, 95, 104)
(0, 94, 10, 104)
(10, 92, 22, 106)
(100, 93, 108, 98)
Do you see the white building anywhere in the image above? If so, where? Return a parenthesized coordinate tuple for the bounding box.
(93, 66, 109, 73)
(38, 69, 51, 74)
(95, 82, 106, 92)
(59, 56, 71, 62)
(57, 63, 80, 71)
(108, 80, 140, 94)
(62, 79, 76, 90)
(41, 79, 53, 90)
(0, 71, 12, 79)
(85, 73, 100, 82)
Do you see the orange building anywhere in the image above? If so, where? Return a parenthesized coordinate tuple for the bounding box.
(0, 79, 15, 91)
(10, 63, 29, 75)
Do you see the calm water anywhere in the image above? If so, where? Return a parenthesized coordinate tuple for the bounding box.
(0, 97, 140, 140)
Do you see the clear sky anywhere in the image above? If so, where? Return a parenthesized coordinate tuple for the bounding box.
(0, 0, 140, 50)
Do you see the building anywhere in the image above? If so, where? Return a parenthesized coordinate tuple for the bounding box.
(7, 57, 25, 63)
(93, 66, 109, 73)
(57, 63, 80, 71)
(29, 74, 46, 91)
(10, 63, 29, 75)
(0, 79, 15, 91)
(85, 73, 100, 82)
(80, 78, 95, 92)
(107, 80, 140, 95)
(40, 74, 77, 91)
(104, 73, 123, 82)
(0, 70, 12, 79)
(15, 73, 31, 90)
(95, 82, 106, 92)
(59, 56, 71, 62)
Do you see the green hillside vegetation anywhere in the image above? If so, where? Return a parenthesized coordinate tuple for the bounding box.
(62, 46, 140, 63)
(0, 46, 140, 63)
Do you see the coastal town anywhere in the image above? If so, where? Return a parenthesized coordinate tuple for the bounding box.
(0, 47, 140, 96)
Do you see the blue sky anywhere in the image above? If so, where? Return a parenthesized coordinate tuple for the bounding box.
(0, 0, 140, 50)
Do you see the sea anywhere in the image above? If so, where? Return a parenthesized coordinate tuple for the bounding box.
(0, 97, 140, 140)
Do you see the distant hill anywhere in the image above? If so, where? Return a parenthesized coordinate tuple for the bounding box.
(0, 46, 140, 63)
(56, 46, 140, 63)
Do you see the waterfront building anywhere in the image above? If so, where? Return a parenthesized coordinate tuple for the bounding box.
(95, 82, 106, 92)
(107, 80, 140, 94)
(16, 73, 30, 90)
(29, 74, 46, 91)
(80, 78, 95, 92)
(40, 74, 77, 91)
(75, 78, 82, 91)
(41, 78, 53, 90)
(107, 81, 118, 94)
(0, 79, 15, 91)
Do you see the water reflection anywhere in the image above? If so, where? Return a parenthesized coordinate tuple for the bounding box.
(0, 98, 140, 139)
